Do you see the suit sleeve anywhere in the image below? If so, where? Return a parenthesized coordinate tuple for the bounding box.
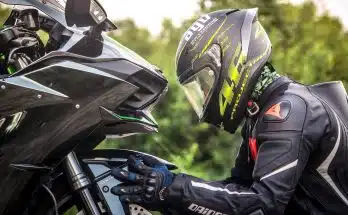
(165, 95, 329, 215)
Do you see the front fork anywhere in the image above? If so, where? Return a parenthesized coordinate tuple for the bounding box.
(64, 151, 101, 215)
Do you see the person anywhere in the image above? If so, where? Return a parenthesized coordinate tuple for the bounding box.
(111, 8, 348, 215)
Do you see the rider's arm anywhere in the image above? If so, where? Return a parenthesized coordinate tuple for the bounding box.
(165, 95, 330, 215)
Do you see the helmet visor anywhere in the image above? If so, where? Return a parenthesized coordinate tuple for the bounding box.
(182, 67, 216, 117)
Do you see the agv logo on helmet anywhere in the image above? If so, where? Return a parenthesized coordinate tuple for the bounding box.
(184, 14, 212, 42)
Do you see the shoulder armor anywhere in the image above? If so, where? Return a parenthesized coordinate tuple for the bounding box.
(256, 94, 307, 133)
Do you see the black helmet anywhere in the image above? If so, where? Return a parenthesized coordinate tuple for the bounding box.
(175, 8, 271, 133)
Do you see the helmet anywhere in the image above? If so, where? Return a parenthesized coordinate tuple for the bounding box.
(175, 8, 271, 133)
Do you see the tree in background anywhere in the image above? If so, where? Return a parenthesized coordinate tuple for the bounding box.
(103, 0, 348, 180)
(0, 4, 10, 24)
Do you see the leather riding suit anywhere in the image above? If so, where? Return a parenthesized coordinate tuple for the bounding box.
(165, 77, 348, 215)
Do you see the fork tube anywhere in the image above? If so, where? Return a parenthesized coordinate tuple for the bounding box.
(65, 151, 101, 215)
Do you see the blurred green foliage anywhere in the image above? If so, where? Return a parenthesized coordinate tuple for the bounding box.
(0, 4, 10, 24)
(100, 0, 348, 181)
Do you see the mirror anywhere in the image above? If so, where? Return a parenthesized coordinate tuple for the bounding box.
(65, 0, 107, 27)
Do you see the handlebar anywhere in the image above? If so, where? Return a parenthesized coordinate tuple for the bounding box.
(4, 8, 57, 33)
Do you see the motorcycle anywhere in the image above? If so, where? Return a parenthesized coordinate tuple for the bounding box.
(0, 0, 175, 214)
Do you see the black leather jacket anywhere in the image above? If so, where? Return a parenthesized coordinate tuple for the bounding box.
(166, 77, 348, 215)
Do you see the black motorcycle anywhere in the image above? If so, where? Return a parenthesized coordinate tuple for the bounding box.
(0, 0, 174, 214)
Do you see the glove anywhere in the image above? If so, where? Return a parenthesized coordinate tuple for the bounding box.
(111, 155, 174, 211)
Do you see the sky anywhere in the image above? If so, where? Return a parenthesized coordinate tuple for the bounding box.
(100, 0, 348, 35)
(100, 0, 199, 34)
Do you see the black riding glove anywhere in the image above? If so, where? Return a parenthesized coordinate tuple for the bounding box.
(111, 155, 174, 211)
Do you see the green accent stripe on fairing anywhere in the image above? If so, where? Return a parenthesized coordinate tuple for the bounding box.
(111, 112, 157, 127)
(7, 66, 16, 74)
(118, 115, 143, 121)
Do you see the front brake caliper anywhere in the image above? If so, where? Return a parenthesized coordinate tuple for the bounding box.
(129, 204, 152, 215)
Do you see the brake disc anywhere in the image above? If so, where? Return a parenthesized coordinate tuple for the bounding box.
(129, 204, 152, 215)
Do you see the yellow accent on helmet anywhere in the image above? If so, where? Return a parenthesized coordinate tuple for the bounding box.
(199, 17, 228, 58)
(219, 43, 244, 116)
(219, 41, 271, 118)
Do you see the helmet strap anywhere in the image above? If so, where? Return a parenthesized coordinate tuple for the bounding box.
(247, 100, 260, 116)
(246, 101, 259, 162)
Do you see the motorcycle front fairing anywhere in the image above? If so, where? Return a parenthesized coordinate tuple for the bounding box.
(0, 0, 167, 159)
(0, 0, 168, 214)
